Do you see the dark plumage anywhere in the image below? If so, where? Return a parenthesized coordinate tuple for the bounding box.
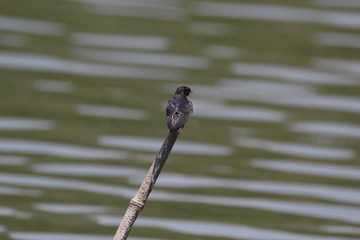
(166, 86, 193, 132)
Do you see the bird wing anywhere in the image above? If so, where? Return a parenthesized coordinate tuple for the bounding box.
(166, 98, 177, 130)
(166, 98, 193, 131)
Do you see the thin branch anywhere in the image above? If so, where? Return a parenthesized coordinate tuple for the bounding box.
(113, 130, 179, 240)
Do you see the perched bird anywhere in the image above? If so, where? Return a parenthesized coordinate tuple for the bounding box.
(166, 86, 193, 132)
(151, 86, 193, 186)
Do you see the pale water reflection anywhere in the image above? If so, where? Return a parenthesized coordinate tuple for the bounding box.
(203, 45, 239, 59)
(311, 0, 360, 8)
(0, 186, 41, 197)
(321, 225, 360, 235)
(188, 21, 231, 36)
(0, 155, 28, 166)
(231, 62, 359, 85)
(0, 173, 135, 197)
(155, 174, 360, 205)
(288, 121, 360, 138)
(84, 1, 185, 21)
(98, 135, 232, 156)
(5, 171, 360, 224)
(95, 216, 357, 240)
(33, 163, 145, 177)
(0, 52, 183, 80)
(71, 32, 169, 50)
(313, 32, 360, 49)
(33, 203, 112, 214)
(0, 15, 65, 35)
(193, 2, 360, 29)
(0, 117, 54, 131)
(251, 159, 360, 180)
(33, 163, 360, 204)
(234, 138, 354, 160)
(194, 101, 286, 122)
(9, 232, 160, 240)
(313, 58, 360, 77)
(74, 48, 209, 69)
(0, 207, 31, 219)
(0, 138, 128, 159)
(33, 80, 74, 93)
(76, 104, 147, 120)
(149, 194, 360, 224)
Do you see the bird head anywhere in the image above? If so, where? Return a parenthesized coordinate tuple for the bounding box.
(175, 86, 192, 97)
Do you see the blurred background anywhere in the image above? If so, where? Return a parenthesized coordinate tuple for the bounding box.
(1, 0, 360, 240)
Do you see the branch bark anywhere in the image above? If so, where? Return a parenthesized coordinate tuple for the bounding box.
(113, 130, 179, 240)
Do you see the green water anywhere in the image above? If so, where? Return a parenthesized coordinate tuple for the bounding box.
(1, 1, 360, 240)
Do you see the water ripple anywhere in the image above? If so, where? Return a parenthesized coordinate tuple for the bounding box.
(98, 135, 232, 156)
(0, 117, 53, 131)
(0, 138, 128, 160)
(251, 159, 360, 181)
(234, 138, 354, 160)
(0, 15, 65, 35)
(95, 216, 358, 240)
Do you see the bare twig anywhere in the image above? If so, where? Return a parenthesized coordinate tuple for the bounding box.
(113, 130, 179, 240)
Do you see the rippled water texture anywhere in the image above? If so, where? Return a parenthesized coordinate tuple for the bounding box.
(0, 1, 359, 240)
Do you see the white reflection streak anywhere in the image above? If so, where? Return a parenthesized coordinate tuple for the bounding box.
(313, 32, 360, 49)
(156, 174, 360, 205)
(74, 49, 209, 69)
(0, 186, 41, 197)
(34, 203, 112, 214)
(0, 15, 65, 35)
(76, 105, 147, 120)
(0, 206, 31, 219)
(9, 232, 161, 240)
(275, 95, 360, 114)
(0, 155, 28, 166)
(289, 121, 360, 138)
(83, 1, 185, 21)
(0, 173, 135, 197)
(234, 138, 354, 160)
(33, 163, 145, 177)
(188, 21, 231, 36)
(194, 101, 286, 122)
(0, 117, 53, 130)
(311, 0, 360, 8)
(0, 52, 183, 80)
(9, 232, 112, 240)
(33, 80, 74, 93)
(95, 216, 359, 240)
(149, 194, 360, 224)
(313, 58, 360, 77)
(193, 2, 360, 29)
(251, 159, 360, 181)
(71, 32, 169, 50)
(321, 225, 360, 235)
(204, 45, 239, 59)
(33, 163, 360, 204)
(98, 135, 232, 156)
(231, 62, 359, 85)
(2, 172, 360, 224)
(0, 138, 128, 160)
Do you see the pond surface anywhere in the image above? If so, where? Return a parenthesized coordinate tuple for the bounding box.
(0, 1, 360, 240)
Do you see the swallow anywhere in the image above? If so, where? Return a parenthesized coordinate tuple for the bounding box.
(166, 86, 193, 132)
